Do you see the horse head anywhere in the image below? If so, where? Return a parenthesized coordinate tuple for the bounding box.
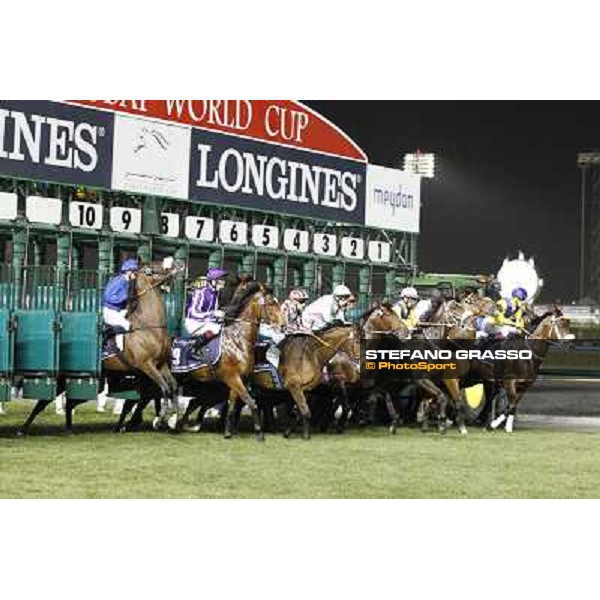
(361, 302, 408, 339)
(530, 307, 575, 340)
(135, 256, 182, 296)
(262, 288, 284, 331)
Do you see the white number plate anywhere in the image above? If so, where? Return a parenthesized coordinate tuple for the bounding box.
(283, 229, 309, 253)
(160, 213, 180, 238)
(0, 192, 18, 220)
(184, 216, 214, 241)
(313, 233, 337, 256)
(26, 196, 62, 225)
(111, 207, 141, 233)
(368, 241, 391, 263)
(252, 225, 279, 249)
(219, 220, 247, 245)
(340, 237, 365, 260)
(70, 201, 103, 230)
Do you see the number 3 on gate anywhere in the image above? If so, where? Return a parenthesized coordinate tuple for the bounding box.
(313, 233, 337, 256)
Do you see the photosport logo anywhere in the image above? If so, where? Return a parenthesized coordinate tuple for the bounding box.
(359, 339, 568, 380)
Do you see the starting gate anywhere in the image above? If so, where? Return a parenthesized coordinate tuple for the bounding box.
(0, 99, 422, 402)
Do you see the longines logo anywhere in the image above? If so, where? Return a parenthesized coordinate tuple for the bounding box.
(194, 143, 360, 213)
(0, 107, 101, 172)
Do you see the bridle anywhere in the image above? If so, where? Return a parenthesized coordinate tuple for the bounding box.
(135, 265, 182, 298)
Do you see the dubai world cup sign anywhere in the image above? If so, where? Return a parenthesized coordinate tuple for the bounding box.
(0, 99, 421, 231)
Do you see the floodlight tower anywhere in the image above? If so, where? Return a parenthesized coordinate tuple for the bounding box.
(577, 152, 600, 303)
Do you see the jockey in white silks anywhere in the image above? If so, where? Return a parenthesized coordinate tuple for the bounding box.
(184, 267, 228, 343)
(302, 284, 353, 331)
(102, 258, 139, 333)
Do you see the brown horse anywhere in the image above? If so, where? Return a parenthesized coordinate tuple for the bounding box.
(103, 259, 182, 432)
(488, 307, 574, 433)
(18, 258, 181, 435)
(176, 281, 269, 441)
(274, 324, 361, 439)
(177, 285, 284, 434)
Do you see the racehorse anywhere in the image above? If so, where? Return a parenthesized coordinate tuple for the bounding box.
(176, 284, 284, 435)
(18, 258, 181, 435)
(173, 281, 270, 441)
(269, 324, 361, 440)
(488, 307, 574, 433)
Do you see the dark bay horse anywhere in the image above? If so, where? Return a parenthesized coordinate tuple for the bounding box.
(18, 259, 181, 434)
(488, 307, 574, 433)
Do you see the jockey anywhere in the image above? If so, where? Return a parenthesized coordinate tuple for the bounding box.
(280, 288, 309, 332)
(414, 289, 445, 324)
(184, 267, 228, 342)
(392, 287, 419, 329)
(102, 258, 139, 333)
(302, 284, 353, 331)
(478, 287, 528, 339)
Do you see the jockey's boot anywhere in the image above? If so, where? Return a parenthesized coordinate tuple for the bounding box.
(266, 345, 280, 369)
(192, 333, 213, 361)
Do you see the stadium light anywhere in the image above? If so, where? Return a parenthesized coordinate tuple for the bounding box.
(403, 151, 435, 178)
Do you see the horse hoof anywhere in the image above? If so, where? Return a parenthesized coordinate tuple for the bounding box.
(184, 424, 202, 433)
(16, 429, 25, 437)
(224, 431, 232, 439)
(256, 434, 265, 443)
(283, 431, 291, 439)
(167, 415, 178, 431)
(459, 427, 468, 436)
(152, 417, 161, 431)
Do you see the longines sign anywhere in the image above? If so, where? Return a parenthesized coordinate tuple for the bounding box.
(0, 100, 420, 230)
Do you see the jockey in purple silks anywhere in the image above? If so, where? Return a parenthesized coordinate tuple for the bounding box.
(184, 267, 228, 343)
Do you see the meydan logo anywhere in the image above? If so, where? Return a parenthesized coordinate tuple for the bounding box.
(373, 185, 414, 214)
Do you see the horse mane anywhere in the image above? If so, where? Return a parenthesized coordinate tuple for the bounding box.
(529, 311, 553, 331)
(224, 281, 262, 318)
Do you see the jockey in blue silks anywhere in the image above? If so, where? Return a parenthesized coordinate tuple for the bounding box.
(184, 267, 228, 342)
(102, 258, 139, 333)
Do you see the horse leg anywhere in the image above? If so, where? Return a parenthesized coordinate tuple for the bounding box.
(490, 383, 512, 430)
(384, 390, 399, 435)
(224, 376, 264, 442)
(159, 363, 179, 430)
(443, 379, 467, 435)
(287, 385, 311, 440)
(65, 398, 75, 434)
(17, 400, 51, 436)
(417, 380, 448, 434)
(336, 385, 350, 434)
(114, 399, 134, 433)
(138, 362, 171, 431)
(504, 381, 521, 433)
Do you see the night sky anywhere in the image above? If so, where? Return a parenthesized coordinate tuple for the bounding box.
(305, 101, 595, 304)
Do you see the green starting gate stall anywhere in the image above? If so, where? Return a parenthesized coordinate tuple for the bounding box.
(0, 99, 423, 405)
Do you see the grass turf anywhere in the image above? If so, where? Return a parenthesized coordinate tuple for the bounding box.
(0, 401, 599, 498)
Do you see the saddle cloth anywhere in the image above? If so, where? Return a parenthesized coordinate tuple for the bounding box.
(171, 335, 223, 373)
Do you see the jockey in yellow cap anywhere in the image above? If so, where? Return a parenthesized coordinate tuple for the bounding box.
(392, 287, 419, 330)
